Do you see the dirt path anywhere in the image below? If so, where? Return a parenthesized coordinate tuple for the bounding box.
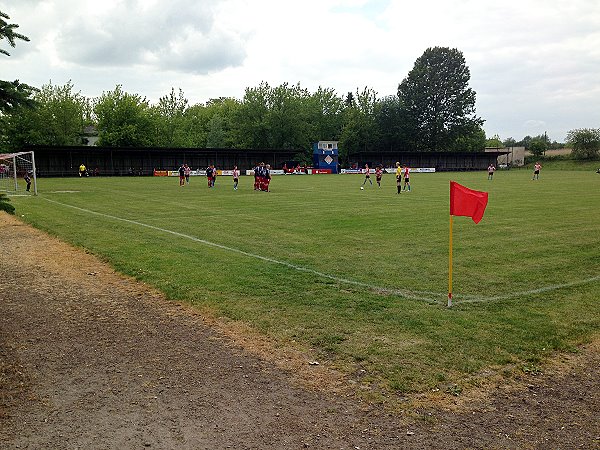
(1, 213, 598, 449)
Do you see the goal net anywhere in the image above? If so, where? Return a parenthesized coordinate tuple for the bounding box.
(0, 151, 37, 195)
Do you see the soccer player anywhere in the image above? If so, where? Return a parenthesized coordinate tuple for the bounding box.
(24, 171, 32, 192)
(488, 163, 496, 180)
(375, 165, 383, 188)
(362, 164, 372, 186)
(232, 165, 240, 190)
(395, 162, 402, 194)
(403, 165, 411, 191)
(178, 164, 186, 186)
(264, 164, 271, 192)
(79, 163, 87, 177)
(258, 162, 267, 191)
(184, 164, 191, 184)
(253, 164, 260, 190)
(205, 165, 213, 188)
(532, 162, 542, 180)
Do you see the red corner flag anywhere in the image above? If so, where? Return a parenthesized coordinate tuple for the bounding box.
(450, 181, 488, 224)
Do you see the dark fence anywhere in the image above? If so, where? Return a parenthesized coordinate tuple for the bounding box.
(349, 151, 507, 172)
(24, 146, 299, 177)
(23, 145, 508, 177)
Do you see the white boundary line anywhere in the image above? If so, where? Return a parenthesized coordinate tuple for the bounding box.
(458, 275, 600, 303)
(42, 198, 600, 305)
(42, 198, 443, 303)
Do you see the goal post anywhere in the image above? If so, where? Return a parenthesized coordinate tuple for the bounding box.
(0, 151, 37, 195)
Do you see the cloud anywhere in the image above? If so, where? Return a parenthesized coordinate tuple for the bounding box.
(45, 0, 248, 73)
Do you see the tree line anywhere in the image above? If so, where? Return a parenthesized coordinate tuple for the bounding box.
(1, 48, 487, 166)
(2, 11, 599, 162)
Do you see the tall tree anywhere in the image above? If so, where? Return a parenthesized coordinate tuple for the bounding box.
(0, 11, 28, 56)
(305, 86, 344, 142)
(150, 87, 189, 147)
(0, 11, 36, 114)
(373, 95, 406, 152)
(398, 47, 483, 151)
(235, 82, 271, 149)
(264, 82, 311, 150)
(339, 87, 378, 162)
(94, 85, 153, 147)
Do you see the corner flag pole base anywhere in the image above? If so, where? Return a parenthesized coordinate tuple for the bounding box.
(447, 293, 452, 308)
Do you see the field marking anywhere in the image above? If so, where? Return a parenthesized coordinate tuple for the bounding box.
(458, 276, 600, 303)
(41, 198, 600, 305)
(42, 198, 443, 303)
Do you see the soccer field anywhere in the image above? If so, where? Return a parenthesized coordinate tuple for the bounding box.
(9, 170, 600, 395)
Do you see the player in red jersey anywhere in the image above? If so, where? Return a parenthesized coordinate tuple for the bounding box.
(402, 165, 411, 191)
(362, 164, 372, 187)
(232, 166, 240, 190)
(375, 165, 383, 188)
(532, 162, 542, 180)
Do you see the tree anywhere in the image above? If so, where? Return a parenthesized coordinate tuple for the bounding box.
(503, 137, 517, 147)
(0, 79, 36, 113)
(517, 135, 532, 149)
(264, 82, 311, 150)
(149, 88, 189, 147)
(398, 47, 484, 151)
(205, 114, 227, 148)
(305, 86, 344, 143)
(566, 128, 600, 159)
(3, 81, 90, 148)
(94, 85, 153, 147)
(0, 12, 36, 114)
(234, 82, 270, 149)
(0, 11, 29, 56)
(529, 138, 547, 157)
(485, 134, 503, 148)
(339, 87, 378, 164)
(454, 125, 486, 152)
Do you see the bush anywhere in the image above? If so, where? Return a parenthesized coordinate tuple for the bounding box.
(0, 193, 15, 214)
(566, 128, 600, 159)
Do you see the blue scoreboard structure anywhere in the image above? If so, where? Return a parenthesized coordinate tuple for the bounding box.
(312, 141, 339, 174)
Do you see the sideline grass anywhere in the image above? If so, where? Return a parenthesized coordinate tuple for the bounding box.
(9, 170, 600, 396)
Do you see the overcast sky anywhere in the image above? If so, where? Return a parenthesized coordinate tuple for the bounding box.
(2, 0, 600, 142)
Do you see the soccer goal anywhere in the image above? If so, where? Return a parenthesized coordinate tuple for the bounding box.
(0, 151, 37, 195)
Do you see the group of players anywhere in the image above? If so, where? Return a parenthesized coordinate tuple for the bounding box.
(178, 161, 408, 193)
(486, 162, 543, 180)
(177, 160, 545, 193)
(177, 163, 269, 191)
(253, 162, 272, 192)
(361, 162, 411, 194)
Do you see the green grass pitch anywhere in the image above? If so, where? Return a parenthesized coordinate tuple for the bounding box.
(9, 168, 600, 395)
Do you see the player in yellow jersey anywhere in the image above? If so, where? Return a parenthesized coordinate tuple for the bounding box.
(395, 162, 402, 194)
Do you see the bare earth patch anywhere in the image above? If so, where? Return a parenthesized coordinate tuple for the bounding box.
(0, 213, 598, 449)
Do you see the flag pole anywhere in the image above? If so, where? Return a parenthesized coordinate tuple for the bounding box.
(448, 214, 453, 308)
